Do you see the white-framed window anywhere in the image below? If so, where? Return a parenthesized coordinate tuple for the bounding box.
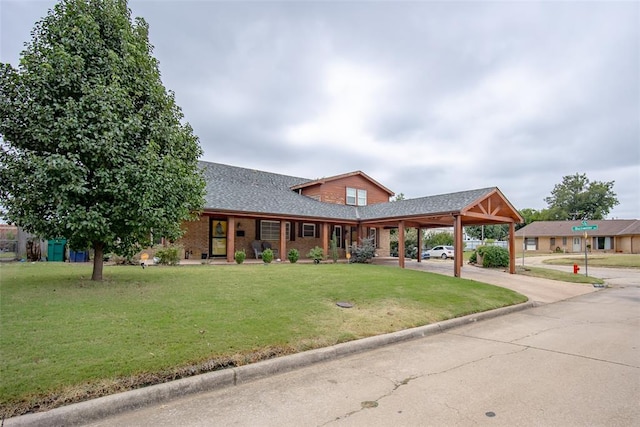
(302, 223, 316, 238)
(358, 189, 367, 206)
(346, 187, 367, 206)
(346, 188, 357, 205)
(369, 227, 377, 247)
(333, 225, 343, 248)
(261, 220, 290, 241)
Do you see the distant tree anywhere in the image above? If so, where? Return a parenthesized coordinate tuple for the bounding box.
(544, 173, 618, 220)
(390, 227, 417, 257)
(0, 0, 205, 280)
(423, 230, 454, 248)
(464, 225, 508, 241)
(517, 208, 553, 230)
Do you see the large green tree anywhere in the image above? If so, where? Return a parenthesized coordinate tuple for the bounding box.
(544, 173, 618, 220)
(0, 0, 205, 280)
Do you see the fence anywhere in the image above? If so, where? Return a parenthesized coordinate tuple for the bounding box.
(0, 239, 18, 261)
(464, 240, 508, 251)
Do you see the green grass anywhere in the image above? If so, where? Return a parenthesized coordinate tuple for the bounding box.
(0, 252, 16, 260)
(542, 254, 640, 268)
(516, 266, 605, 284)
(0, 262, 526, 417)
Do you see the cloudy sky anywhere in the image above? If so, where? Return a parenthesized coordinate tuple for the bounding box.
(2, 0, 639, 219)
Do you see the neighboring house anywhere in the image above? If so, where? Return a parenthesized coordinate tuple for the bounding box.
(178, 161, 524, 277)
(515, 220, 640, 254)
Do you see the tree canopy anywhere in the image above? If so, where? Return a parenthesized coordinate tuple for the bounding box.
(0, 0, 205, 280)
(464, 225, 508, 241)
(544, 173, 618, 220)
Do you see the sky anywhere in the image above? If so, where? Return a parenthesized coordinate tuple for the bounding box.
(2, 0, 639, 219)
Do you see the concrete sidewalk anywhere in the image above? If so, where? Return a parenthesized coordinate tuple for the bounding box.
(5, 263, 600, 427)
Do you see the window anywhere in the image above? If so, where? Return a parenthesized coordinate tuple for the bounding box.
(525, 237, 537, 251)
(369, 227, 377, 248)
(358, 189, 367, 206)
(346, 188, 357, 205)
(595, 237, 612, 250)
(302, 223, 316, 238)
(333, 226, 343, 248)
(346, 187, 367, 206)
(562, 237, 567, 246)
(550, 237, 556, 250)
(261, 220, 290, 241)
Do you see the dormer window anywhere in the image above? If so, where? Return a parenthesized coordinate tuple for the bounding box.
(346, 187, 367, 206)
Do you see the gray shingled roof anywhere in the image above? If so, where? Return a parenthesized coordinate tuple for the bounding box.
(199, 161, 498, 221)
(515, 220, 640, 237)
(358, 188, 496, 220)
(200, 162, 358, 220)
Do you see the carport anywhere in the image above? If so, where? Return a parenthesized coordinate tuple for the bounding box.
(359, 187, 523, 277)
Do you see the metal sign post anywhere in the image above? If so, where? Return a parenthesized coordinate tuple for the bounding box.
(584, 231, 588, 277)
(571, 221, 597, 277)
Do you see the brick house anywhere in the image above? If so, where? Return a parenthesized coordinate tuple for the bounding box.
(178, 161, 524, 277)
(515, 220, 640, 254)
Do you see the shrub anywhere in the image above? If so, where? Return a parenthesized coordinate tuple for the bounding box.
(287, 248, 299, 263)
(330, 233, 339, 263)
(350, 237, 376, 263)
(307, 246, 324, 264)
(155, 245, 181, 266)
(469, 251, 477, 264)
(261, 248, 274, 264)
(234, 249, 246, 264)
(477, 245, 509, 268)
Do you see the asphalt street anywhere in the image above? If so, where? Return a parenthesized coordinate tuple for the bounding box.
(7, 257, 639, 427)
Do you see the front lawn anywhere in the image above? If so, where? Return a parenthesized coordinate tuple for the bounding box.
(0, 262, 526, 417)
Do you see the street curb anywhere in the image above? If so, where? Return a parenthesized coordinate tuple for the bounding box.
(5, 301, 536, 427)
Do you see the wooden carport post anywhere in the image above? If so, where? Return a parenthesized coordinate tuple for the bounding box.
(453, 215, 463, 277)
(226, 216, 236, 263)
(280, 221, 287, 261)
(322, 223, 329, 257)
(416, 227, 423, 262)
(398, 221, 405, 268)
(509, 222, 516, 274)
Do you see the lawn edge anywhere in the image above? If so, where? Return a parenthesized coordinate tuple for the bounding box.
(5, 301, 536, 427)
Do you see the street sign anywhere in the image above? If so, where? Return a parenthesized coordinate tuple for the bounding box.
(572, 225, 598, 231)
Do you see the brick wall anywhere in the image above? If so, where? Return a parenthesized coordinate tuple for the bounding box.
(179, 217, 209, 259)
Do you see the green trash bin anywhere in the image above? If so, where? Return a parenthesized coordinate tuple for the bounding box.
(47, 239, 67, 262)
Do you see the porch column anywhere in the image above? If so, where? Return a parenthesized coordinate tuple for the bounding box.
(417, 227, 423, 262)
(453, 215, 462, 277)
(322, 222, 329, 256)
(509, 222, 516, 274)
(280, 221, 287, 261)
(226, 216, 235, 263)
(398, 221, 405, 268)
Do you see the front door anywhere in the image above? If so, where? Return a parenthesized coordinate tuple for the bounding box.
(572, 237, 581, 252)
(210, 218, 227, 257)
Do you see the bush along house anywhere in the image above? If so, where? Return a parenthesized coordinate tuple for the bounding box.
(178, 161, 524, 277)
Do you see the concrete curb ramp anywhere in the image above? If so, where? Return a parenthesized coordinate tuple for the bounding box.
(6, 301, 535, 427)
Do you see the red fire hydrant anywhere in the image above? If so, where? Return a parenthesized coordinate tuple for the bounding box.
(573, 264, 580, 274)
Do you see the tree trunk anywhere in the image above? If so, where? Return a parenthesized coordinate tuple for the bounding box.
(92, 242, 104, 281)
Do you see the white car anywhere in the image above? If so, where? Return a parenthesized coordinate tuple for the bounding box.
(425, 245, 455, 259)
